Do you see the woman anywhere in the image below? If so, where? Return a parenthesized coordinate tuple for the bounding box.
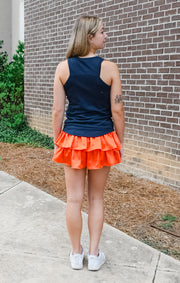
(52, 15, 124, 271)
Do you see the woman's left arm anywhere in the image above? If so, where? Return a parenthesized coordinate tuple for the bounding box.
(52, 63, 66, 148)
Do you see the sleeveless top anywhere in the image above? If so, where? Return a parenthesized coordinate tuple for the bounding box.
(63, 56, 114, 137)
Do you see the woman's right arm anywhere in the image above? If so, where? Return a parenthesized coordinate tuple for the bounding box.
(110, 62, 125, 150)
(52, 63, 66, 147)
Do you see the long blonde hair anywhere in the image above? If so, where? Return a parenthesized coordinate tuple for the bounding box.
(66, 16, 102, 58)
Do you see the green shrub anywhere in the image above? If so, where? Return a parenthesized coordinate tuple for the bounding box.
(0, 41, 54, 149)
(0, 40, 8, 73)
(0, 41, 25, 128)
(0, 119, 54, 149)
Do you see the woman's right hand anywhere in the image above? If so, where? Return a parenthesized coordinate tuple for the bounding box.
(120, 149, 124, 160)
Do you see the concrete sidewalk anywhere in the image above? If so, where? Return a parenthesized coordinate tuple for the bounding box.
(0, 171, 180, 283)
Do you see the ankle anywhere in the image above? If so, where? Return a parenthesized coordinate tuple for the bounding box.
(89, 249, 99, 256)
(73, 245, 83, 254)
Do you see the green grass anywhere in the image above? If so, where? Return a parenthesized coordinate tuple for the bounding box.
(161, 214, 177, 222)
(160, 213, 177, 231)
(0, 119, 54, 149)
(142, 213, 179, 260)
(161, 222, 174, 230)
(142, 239, 180, 260)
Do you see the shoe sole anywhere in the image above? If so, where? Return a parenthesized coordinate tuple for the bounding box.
(71, 257, 84, 270)
(72, 265, 83, 270)
(88, 259, 105, 271)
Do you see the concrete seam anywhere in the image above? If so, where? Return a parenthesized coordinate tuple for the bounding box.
(0, 249, 62, 260)
(152, 252, 161, 283)
(0, 181, 23, 195)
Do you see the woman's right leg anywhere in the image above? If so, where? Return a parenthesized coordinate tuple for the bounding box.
(87, 166, 110, 255)
(64, 165, 86, 254)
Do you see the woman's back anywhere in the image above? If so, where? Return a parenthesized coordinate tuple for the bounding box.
(63, 56, 114, 137)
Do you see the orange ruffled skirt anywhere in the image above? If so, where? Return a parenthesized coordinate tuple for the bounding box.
(52, 131, 122, 169)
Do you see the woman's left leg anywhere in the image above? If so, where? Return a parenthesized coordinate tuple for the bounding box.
(64, 165, 86, 254)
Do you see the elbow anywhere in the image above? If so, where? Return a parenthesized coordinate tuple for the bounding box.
(111, 107, 124, 119)
(52, 105, 64, 114)
(112, 111, 124, 126)
(52, 107, 64, 117)
(112, 112, 123, 123)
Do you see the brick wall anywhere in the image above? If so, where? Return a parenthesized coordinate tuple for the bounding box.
(24, 0, 180, 189)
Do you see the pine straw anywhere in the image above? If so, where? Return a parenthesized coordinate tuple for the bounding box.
(0, 142, 180, 260)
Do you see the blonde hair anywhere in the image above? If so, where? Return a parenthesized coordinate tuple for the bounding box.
(66, 16, 102, 58)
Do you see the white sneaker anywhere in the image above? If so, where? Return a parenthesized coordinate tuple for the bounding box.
(88, 250, 105, 271)
(69, 247, 84, 270)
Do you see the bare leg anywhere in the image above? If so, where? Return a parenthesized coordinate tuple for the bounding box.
(88, 166, 110, 255)
(64, 165, 86, 254)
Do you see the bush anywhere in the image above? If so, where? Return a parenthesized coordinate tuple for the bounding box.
(0, 41, 25, 128)
(0, 40, 8, 73)
(0, 119, 54, 149)
(0, 41, 54, 149)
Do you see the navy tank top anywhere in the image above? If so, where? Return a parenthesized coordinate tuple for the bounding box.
(63, 56, 114, 137)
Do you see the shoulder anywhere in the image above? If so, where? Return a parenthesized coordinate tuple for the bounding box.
(55, 60, 69, 84)
(102, 59, 119, 70)
(101, 60, 120, 82)
(101, 59, 119, 74)
(55, 59, 68, 74)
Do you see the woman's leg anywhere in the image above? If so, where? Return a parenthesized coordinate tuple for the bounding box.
(64, 165, 86, 254)
(88, 166, 110, 255)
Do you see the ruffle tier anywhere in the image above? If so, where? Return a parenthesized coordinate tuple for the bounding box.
(52, 131, 122, 169)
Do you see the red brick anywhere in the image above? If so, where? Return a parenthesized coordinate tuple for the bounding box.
(165, 8, 177, 16)
(167, 117, 178, 123)
(172, 2, 180, 8)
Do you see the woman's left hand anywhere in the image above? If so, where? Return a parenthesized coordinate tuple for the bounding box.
(54, 145, 59, 154)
